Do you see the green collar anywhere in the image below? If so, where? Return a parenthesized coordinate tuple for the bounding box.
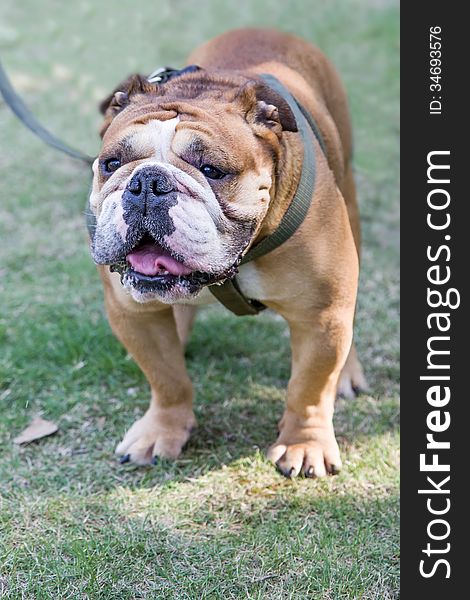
(209, 73, 326, 315)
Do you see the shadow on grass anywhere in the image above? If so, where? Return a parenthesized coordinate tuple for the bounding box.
(185, 308, 399, 452)
(2, 303, 398, 497)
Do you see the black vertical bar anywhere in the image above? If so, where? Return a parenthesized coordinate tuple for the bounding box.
(401, 4, 467, 597)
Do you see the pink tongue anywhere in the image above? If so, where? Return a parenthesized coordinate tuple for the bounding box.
(126, 243, 192, 277)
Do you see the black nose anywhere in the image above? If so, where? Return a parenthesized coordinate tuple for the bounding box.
(126, 167, 175, 203)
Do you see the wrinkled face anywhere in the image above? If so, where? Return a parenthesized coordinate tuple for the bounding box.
(89, 95, 276, 303)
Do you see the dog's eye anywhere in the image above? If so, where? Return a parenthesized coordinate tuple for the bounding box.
(200, 164, 226, 180)
(102, 158, 121, 174)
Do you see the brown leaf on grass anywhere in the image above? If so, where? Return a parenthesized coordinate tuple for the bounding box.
(13, 417, 59, 445)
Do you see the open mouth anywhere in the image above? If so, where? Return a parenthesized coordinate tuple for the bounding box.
(110, 235, 239, 295)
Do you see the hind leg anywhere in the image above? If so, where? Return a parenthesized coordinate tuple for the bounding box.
(173, 305, 198, 348)
(337, 343, 368, 398)
(341, 162, 361, 255)
(338, 163, 368, 397)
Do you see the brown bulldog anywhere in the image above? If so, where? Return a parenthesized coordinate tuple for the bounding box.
(88, 28, 367, 477)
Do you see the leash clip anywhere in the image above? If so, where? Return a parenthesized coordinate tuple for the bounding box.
(147, 67, 172, 84)
(147, 64, 201, 85)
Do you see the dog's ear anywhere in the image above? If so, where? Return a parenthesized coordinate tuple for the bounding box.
(99, 74, 155, 137)
(236, 80, 298, 136)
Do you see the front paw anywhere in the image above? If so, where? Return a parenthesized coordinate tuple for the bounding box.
(116, 406, 197, 466)
(267, 411, 341, 478)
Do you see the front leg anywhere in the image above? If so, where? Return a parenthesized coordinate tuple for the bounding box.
(103, 274, 196, 465)
(268, 312, 353, 478)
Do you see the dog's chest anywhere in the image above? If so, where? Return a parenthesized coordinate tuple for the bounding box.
(234, 263, 265, 300)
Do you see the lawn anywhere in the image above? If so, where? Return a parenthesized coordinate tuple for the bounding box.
(0, 1, 399, 598)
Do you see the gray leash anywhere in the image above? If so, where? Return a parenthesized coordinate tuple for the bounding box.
(0, 57, 94, 165)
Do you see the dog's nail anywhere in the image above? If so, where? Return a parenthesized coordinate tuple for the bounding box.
(306, 466, 315, 478)
(151, 456, 158, 465)
(329, 464, 341, 475)
(119, 454, 130, 464)
(288, 467, 296, 478)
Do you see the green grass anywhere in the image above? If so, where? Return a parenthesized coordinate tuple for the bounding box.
(0, 0, 399, 598)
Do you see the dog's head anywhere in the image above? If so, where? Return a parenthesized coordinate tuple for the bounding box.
(88, 68, 297, 303)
